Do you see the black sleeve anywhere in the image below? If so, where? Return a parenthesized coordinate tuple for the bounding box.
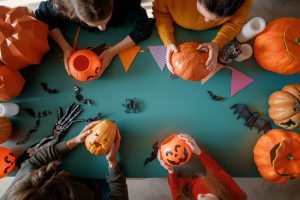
(35, 1, 68, 30)
(106, 164, 129, 200)
(125, 0, 155, 44)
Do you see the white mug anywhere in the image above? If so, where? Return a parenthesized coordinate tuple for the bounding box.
(0, 103, 20, 117)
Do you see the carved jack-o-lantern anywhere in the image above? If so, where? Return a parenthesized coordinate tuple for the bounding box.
(68, 49, 102, 82)
(85, 120, 117, 156)
(160, 134, 192, 166)
(0, 146, 15, 178)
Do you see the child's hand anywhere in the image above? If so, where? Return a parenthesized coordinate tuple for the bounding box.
(197, 42, 219, 71)
(178, 133, 201, 155)
(157, 149, 175, 174)
(106, 129, 121, 168)
(99, 48, 116, 72)
(63, 46, 74, 75)
(166, 43, 178, 74)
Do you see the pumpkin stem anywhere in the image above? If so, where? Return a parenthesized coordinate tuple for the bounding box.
(296, 38, 300, 45)
(287, 153, 294, 160)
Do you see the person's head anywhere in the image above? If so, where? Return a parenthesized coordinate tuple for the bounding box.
(4, 161, 71, 200)
(53, 0, 114, 31)
(196, 0, 245, 22)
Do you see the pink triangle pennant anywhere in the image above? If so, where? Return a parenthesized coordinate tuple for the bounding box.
(148, 45, 167, 71)
(230, 67, 254, 96)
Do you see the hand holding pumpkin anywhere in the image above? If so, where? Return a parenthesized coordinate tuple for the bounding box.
(157, 149, 175, 174)
(106, 129, 121, 168)
(197, 42, 219, 71)
(166, 43, 178, 74)
(63, 45, 74, 75)
(99, 48, 116, 72)
(178, 133, 201, 155)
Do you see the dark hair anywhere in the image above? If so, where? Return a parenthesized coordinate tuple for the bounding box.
(199, 0, 245, 17)
(53, 0, 113, 24)
(4, 161, 71, 200)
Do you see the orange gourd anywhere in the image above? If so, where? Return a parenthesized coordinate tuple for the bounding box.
(268, 84, 300, 130)
(0, 65, 25, 101)
(0, 117, 12, 144)
(85, 120, 117, 156)
(171, 42, 211, 81)
(253, 129, 300, 183)
(0, 146, 15, 178)
(68, 49, 102, 82)
(254, 18, 300, 75)
(0, 6, 49, 70)
(160, 134, 192, 166)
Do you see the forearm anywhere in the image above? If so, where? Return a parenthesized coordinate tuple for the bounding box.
(66, 138, 81, 150)
(49, 28, 72, 51)
(107, 163, 129, 200)
(110, 36, 136, 56)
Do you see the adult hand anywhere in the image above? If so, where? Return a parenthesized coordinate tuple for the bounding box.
(178, 133, 201, 155)
(63, 45, 74, 75)
(157, 149, 175, 174)
(197, 42, 219, 71)
(106, 129, 121, 168)
(99, 48, 116, 73)
(166, 43, 178, 74)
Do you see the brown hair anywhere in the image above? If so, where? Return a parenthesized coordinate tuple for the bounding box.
(52, 0, 113, 24)
(4, 161, 71, 200)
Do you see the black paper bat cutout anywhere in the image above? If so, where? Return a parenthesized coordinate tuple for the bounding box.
(41, 82, 59, 94)
(144, 141, 159, 166)
(74, 85, 93, 106)
(207, 90, 225, 101)
(85, 113, 103, 122)
(22, 108, 51, 119)
(16, 119, 41, 145)
(230, 104, 272, 134)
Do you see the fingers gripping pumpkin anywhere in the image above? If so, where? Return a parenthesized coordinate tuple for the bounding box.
(170, 42, 212, 81)
(160, 134, 192, 166)
(0, 117, 12, 144)
(268, 84, 300, 130)
(0, 146, 16, 178)
(85, 120, 117, 156)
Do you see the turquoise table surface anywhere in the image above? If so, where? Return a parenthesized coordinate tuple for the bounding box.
(7, 23, 300, 179)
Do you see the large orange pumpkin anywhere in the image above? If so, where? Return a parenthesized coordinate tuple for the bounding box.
(0, 146, 16, 178)
(0, 117, 12, 144)
(253, 129, 300, 183)
(171, 42, 212, 81)
(0, 6, 49, 70)
(68, 49, 102, 82)
(160, 134, 192, 166)
(268, 84, 300, 130)
(85, 120, 117, 156)
(254, 18, 300, 75)
(0, 65, 25, 101)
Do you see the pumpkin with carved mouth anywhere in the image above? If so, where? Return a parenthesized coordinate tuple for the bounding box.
(160, 134, 192, 166)
(0, 146, 16, 178)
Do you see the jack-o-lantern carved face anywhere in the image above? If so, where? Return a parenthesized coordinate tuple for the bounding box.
(0, 146, 16, 178)
(85, 120, 117, 156)
(68, 49, 102, 82)
(160, 134, 192, 166)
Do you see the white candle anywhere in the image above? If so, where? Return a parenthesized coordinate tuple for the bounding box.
(235, 44, 253, 62)
(236, 17, 266, 43)
(0, 103, 20, 117)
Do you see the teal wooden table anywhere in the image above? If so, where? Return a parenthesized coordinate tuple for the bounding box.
(7, 23, 300, 178)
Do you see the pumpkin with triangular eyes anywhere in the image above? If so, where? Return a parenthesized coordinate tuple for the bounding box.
(160, 134, 192, 166)
(0, 146, 15, 178)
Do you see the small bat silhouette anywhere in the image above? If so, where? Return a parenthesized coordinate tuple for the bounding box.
(144, 141, 159, 166)
(207, 90, 225, 101)
(41, 82, 59, 94)
(230, 104, 272, 134)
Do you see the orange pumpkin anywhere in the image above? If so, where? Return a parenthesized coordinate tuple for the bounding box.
(253, 129, 300, 183)
(85, 120, 117, 156)
(0, 6, 49, 70)
(254, 18, 300, 75)
(268, 84, 300, 130)
(0, 65, 25, 101)
(160, 134, 192, 166)
(171, 42, 211, 81)
(0, 146, 16, 178)
(0, 117, 12, 144)
(68, 49, 102, 82)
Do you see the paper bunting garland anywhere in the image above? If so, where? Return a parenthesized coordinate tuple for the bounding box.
(148, 45, 167, 71)
(229, 67, 254, 96)
(119, 46, 141, 72)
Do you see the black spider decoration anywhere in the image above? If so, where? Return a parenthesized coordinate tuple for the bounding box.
(122, 99, 140, 113)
